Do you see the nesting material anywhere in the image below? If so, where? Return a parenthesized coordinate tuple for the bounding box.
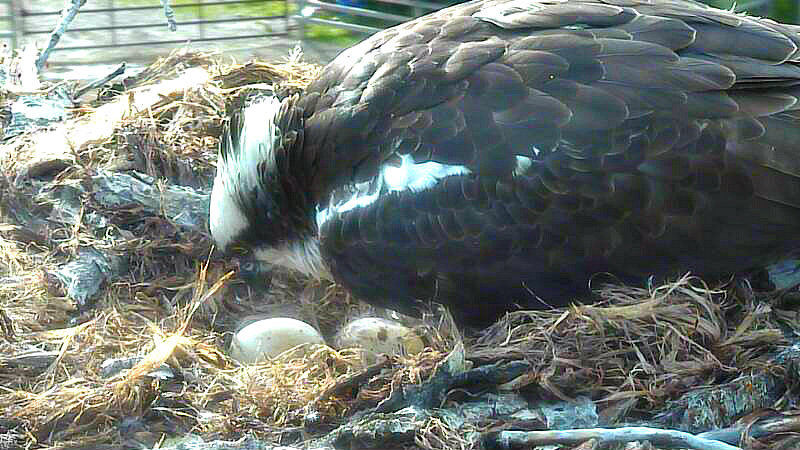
(335, 317, 424, 365)
(7, 67, 211, 180)
(0, 47, 798, 450)
(230, 317, 325, 364)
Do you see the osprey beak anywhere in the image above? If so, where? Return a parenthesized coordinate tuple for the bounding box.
(234, 256, 274, 292)
(212, 243, 273, 291)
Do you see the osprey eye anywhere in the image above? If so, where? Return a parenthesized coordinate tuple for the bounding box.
(237, 259, 273, 291)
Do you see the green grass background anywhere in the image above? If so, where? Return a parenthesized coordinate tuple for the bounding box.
(99, 0, 800, 47)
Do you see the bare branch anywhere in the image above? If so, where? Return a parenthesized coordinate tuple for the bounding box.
(72, 62, 127, 100)
(485, 427, 743, 450)
(161, 0, 178, 31)
(36, 0, 87, 71)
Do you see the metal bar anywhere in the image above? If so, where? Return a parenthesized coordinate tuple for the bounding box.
(48, 32, 287, 51)
(304, 0, 409, 22)
(109, 0, 117, 47)
(16, 0, 21, 49)
(734, 0, 772, 12)
(20, 0, 272, 17)
(283, 0, 289, 37)
(769, 0, 799, 24)
(296, 0, 307, 39)
(300, 16, 380, 34)
(199, 0, 206, 39)
(6, 0, 16, 49)
(24, 16, 285, 35)
(375, 0, 441, 11)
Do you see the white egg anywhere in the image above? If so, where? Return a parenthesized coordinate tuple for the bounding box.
(335, 317, 424, 364)
(230, 317, 325, 364)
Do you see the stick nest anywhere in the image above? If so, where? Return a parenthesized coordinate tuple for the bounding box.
(0, 48, 797, 450)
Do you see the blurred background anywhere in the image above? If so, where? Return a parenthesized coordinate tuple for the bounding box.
(0, 0, 797, 79)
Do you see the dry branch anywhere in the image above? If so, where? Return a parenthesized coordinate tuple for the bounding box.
(161, 0, 178, 32)
(151, 436, 328, 450)
(5, 67, 211, 180)
(655, 342, 800, 432)
(485, 427, 743, 450)
(90, 170, 210, 232)
(73, 63, 127, 100)
(699, 410, 800, 444)
(36, 0, 88, 71)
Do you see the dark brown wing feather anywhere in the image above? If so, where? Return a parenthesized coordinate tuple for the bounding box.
(297, 0, 800, 325)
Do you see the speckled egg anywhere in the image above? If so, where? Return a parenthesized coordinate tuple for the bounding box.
(335, 317, 424, 364)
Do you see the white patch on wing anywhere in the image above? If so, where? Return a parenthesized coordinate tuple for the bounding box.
(254, 237, 332, 280)
(384, 154, 471, 192)
(514, 155, 534, 176)
(316, 155, 472, 227)
(315, 179, 380, 228)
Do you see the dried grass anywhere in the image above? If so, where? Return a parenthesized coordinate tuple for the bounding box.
(416, 414, 477, 450)
(0, 49, 345, 447)
(469, 274, 789, 414)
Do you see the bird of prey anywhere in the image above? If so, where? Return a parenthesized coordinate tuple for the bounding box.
(210, 0, 800, 327)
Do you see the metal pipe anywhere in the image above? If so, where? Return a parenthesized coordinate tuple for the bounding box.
(198, 0, 205, 39)
(5, 0, 17, 49)
(24, 15, 285, 35)
(109, 0, 117, 47)
(375, 0, 440, 11)
(295, 0, 306, 40)
(47, 32, 288, 51)
(303, 0, 408, 23)
(301, 16, 379, 34)
(20, 0, 267, 17)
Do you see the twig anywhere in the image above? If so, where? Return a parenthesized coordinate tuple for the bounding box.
(154, 436, 329, 450)
(7, 67, 211, 183)
(0, 351, 59, 371)
(655, 342, 800, 432)
(161, 0, 178, 31)
(2, 81, 67, 97)
(375, 344, 530, 413)
(0, 308, 14, 340)
(72, 62, 127, 100)
(36, 0, 87, 71)
(484, 427, 743, 450)
(304, 356, 391, 419)
(698, 412, 800, 444)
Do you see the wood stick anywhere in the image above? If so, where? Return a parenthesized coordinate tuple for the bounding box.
(72, 62, 127, 100)
(160, 0, 178, 31)
(5, 67, 210, 180)
(485, 427, 742, 450)
(36, 0, 87, 71)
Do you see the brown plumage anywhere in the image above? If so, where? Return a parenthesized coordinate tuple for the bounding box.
(210, 0, 800, 326)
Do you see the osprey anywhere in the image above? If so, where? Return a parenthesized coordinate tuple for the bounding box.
(210, 0, 800, 326)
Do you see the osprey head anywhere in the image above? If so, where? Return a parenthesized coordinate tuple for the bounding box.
(210, 95, 285, 252)
(209, 94, 328, 278)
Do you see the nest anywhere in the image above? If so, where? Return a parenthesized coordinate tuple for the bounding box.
(0, 48, 798, 450)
